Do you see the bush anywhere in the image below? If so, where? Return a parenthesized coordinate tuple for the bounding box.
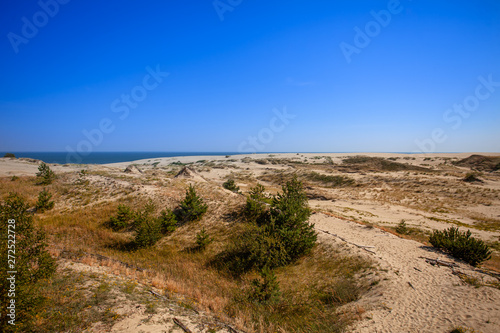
(223, 179, 240, 193)
(216, 176, 317, 275)
(194, 228, 213, 251)
(158, 209, 177, 234)
(463, 173, 482, 183)
(4, 153, 15, 158)
(0, 193, 56, 332)
(395, 220, 408, 235)
(175, 185, 208, 224)
(134, 208, 162, 248)
(248, 267, 281, 305)
(35, 189, 55, 212)
(429, 227, 492, 266)
(36, 162, 56, 185)
(243, 184, 268, 222)
(109, 205, 135, 231)
(265, 176, 316, 262)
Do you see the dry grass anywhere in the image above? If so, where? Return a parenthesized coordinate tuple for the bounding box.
(1, 171, 376, 333)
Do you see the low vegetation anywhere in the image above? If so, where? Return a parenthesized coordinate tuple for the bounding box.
(0, 193, 56, 333)
(36, 162, 56, 185)
(35, 188, 55, 212)
(223, 178, 240, 193)
(175, 184, 208, 224)
(429, 227, 492, 266)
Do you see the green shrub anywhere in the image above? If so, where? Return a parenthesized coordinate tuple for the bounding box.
(265, 176, 316, 262)
(134, 208, 162, 248)
(109, 205, 135, 231)
(3, 153, 15, 158)
(223, 179, 240, 193)
(158, 209, 177, 234)
(463, 173, 482, 183)
(35, 189, 55, 212)
(429, 227, 492, 266)
(216, 176, 316, 275)
(305, 172, 355, 187)
(175, 185, 208, 224)
(36, 162, 56, 185)
(10, 176, 19, 182)
(395, 220, 408, 235)
(243, 184, 268, 222)
(248, 267, 281, 305)
(194, 228, 213, 251)
(0, 193, 56, 332)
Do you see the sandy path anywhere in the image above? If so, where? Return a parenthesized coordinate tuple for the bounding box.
(311, 213, 500, 333)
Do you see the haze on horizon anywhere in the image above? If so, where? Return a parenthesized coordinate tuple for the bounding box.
(1, 0, 499, 154)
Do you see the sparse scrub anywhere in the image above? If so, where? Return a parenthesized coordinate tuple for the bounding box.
(36, 162, 56, 185)
(248, 267, 281, 305)
(175, 185, 208, 224)
(35, 188, 55, 212)
(0, 193, 56, 332)
(429, 227, 492, 266)
(243, 183, 269, 222)
(463, 173, 482, 183)
(395, 219, 408, 235)
(194, 228, 213, 251)
(306, 171, 355, 187)
(134, 207, 163, 248)
(108, 204, 135, 231)
(223, 178, 240, 193)
(158, 208, 177, 234)
(3, 153, 15, 158)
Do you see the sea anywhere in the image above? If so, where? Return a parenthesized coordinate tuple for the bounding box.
(1, 152, 242, 165)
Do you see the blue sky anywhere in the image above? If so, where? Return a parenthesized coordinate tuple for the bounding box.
(1, 0, 499, 154)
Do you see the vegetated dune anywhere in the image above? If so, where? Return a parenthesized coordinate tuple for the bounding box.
(1, 152, 500, 332)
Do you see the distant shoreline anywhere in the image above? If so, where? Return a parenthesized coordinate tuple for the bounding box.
(2, 151, 500, 166)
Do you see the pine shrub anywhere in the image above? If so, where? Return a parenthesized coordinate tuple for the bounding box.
(243, 184, 268, 222)
(35, 189, 55, 212)
(194, 228, 213, 251)
(134, 209, 162, 248)
(158, 209, 177, 234)
(0, 193, 56, 332)
(36, 162, 56, 185)
(223, 179, 240, 193)
(395, 220, 408, 235)
(175, 185, 208, 224)
(109, 204, 135, 231)
(249, 267, 281, 305)
(429, 227, 492, 266)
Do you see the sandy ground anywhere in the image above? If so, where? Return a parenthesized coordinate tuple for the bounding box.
(313, 213, 500, 333)
(2, 152, 500, 332)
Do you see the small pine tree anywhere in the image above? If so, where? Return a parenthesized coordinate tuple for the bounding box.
(223, 179, 240, 193)
(35, 189, 55, 212)
(36, 162, 56, 185)
(429, 227, 492, 266)
(0, 193, 56, 332)
(267, 176, 316, 262)
(158, 209, 177, 234)
(134, 206, 162, 248)
(175, 185, 208, 224)
(109, 204, 135, 230)
(249, 267, 281, 304)
(194, 228, 213, 251)
(395, 220, 408, 235)
(243, 184, 268, 222)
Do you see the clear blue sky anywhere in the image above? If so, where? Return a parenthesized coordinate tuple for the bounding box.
(1, 0, 499, 153)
